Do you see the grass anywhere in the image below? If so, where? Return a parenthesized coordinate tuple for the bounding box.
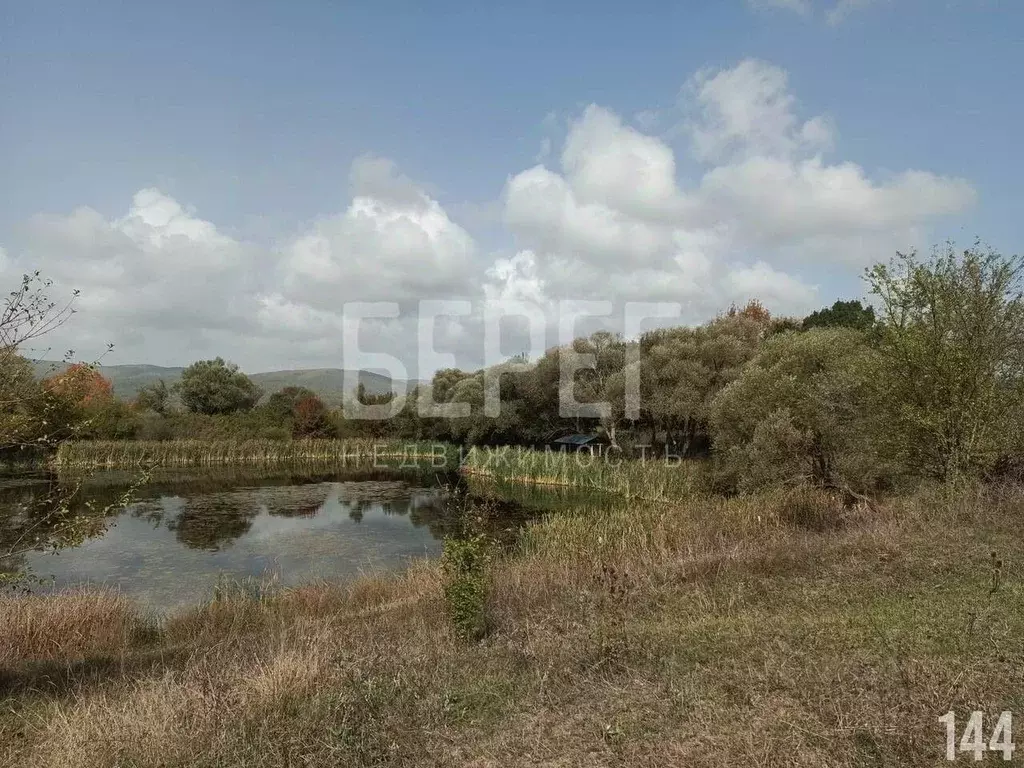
(54, 439, 463, 471)
(1, 483, 1022, 766)
(463, 445, 704, 501)
(54, 442, 703, 504)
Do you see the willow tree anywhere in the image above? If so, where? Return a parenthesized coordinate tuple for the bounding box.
(177, 357, 262, 415)
(709, 327, 881, 493)
(641, 308, 766, 455)
(866, 242, 1024, 481)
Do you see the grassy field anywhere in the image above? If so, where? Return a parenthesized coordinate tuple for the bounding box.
(1, 483, 1021, 766)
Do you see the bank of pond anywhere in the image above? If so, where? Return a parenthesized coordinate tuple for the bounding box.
(0, 459, 629, 611)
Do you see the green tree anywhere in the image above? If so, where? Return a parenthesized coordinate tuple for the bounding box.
(865, 242, 1024, 480)
(802, 299, 876, 332)
(177, 358, 262, 416)
(641, 309, 766, 454)
(135, 379, 171, 415)
(430, 368, 472, 404)
(263, 385, 317, 422)
(708, 328, 881, 493)
(570, 331, 627, 442)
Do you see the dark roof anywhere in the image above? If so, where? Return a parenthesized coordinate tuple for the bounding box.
(552, 434, 602, 446)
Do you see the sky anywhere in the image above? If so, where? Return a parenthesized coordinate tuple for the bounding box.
(1, 0, 1021, 377)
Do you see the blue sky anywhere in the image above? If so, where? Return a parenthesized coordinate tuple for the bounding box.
(1, 0, 1021, 373)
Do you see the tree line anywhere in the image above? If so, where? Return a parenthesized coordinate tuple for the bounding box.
(3, 241, 1023, 493)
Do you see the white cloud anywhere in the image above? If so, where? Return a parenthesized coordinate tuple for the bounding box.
(2, 188, 264, 364)
(483, 251, 547, 308)
(1, 58, 973, 375)
(279, 155, 476, 308)
(696, 156, 974, 253)
(500, 58, 971, 322)
(726, 261, 818, 310)
(19, 189, 261, 344)
(2, 163, 481, 372)
(687, 60, 833, 163)
(561, 105, 687, 218)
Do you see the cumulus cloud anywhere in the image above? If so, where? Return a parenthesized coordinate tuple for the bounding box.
(0, 158, 488, 375)
(1, 58, 973, 375)
(501, 58, 972, 324)
(277, 155, 476, 307)
(687, 60, 834, 163)
(6, 189, 265, 363)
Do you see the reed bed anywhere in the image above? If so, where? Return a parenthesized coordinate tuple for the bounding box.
(462, 445, 704, 501)
(54, 439, 463, 471)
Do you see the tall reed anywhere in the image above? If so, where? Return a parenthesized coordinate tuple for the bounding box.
(462, 446, 703, 501)
(55, 439, 462, 471)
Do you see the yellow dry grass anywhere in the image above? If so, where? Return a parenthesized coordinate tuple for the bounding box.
(1, 484, 1022, 767)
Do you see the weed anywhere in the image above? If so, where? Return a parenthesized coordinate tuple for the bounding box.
(441, 532, 492, 641)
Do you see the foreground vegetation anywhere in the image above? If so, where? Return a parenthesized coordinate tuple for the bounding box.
(1, 485, 1021, 767)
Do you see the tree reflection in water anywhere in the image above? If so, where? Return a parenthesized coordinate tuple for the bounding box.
(0, 467, 547, 608)
(0, 467, 537, 566)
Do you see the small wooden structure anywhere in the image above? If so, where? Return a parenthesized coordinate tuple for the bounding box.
(549, 433, 610, 456)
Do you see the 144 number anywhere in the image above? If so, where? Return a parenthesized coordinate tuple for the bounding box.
(939, 711, 1015, 761)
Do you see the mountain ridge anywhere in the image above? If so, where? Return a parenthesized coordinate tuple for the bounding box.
(30, 361, 405, 406)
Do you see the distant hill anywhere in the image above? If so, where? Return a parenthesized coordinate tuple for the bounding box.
(250, 369, 400, 406)
(30, 361, 401, 406)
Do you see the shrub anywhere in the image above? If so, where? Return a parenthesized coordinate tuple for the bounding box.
(441, 533, 491, 641)
(293, 394, 333, 439)
(866, 242, 1024, 481)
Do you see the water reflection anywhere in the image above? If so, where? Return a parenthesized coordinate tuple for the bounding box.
(0, 468, 461, 610)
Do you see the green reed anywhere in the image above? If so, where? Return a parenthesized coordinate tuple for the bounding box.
(461, 446, 703, 502)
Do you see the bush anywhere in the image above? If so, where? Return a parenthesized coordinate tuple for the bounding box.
(441, 533, 491, 641)
(135, 410, 176, 441)
(866, 243, 1024, 481)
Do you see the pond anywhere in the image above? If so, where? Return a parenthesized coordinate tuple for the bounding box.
(0, 466, 536, 610)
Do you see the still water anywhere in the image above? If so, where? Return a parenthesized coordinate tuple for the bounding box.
(0, 467, 477, 610)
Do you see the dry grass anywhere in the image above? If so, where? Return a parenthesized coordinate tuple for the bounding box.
(1, 484, 1023, 766)
(0, 590, 151, 666)
(55, 439, 461, 470)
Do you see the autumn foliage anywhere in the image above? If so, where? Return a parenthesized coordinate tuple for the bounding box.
(292, 394, 333, 438)
(43, 364, 114, 406)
